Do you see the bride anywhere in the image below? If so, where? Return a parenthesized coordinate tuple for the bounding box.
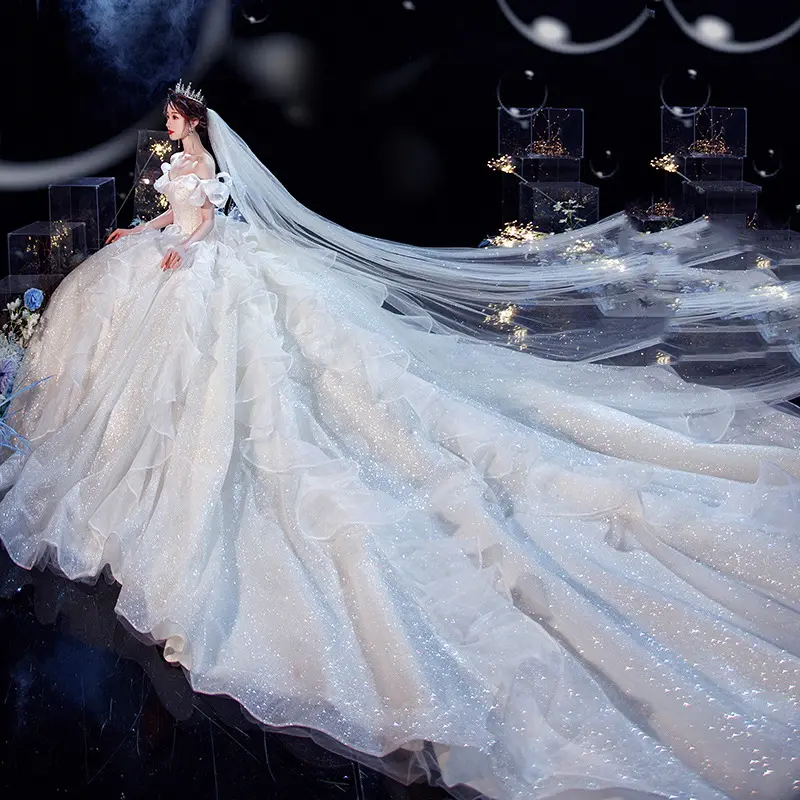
(0, 81, 798, 800)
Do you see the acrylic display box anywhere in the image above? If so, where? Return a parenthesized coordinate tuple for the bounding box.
(498, 107, 584, 162)
(48, 177, 116, 252)
(518, 181, 599, 232)
(661, 106, 747, 160)
(682, 180, 761, 220)
(0, 273, 64, 309)
(133, 130, 178, 224)
(519, 157, 581, 183)
(627, 199, 687, 233)
(678, 156, 744, 182)
(7, 221, 87, 277)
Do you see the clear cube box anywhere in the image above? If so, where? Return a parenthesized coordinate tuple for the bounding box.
(661, 106, 747, 159)
(48, 177, 116, 252)
(627, 198, 688, 232)
(679, 156, 744, 182)
(498, 107, 584, 161)
(7, 221, 87, 276)
(519, 157, 581, 182)
(682, 180, 761, 219)
(134, 130, 179, 224)
(519, 181, 599, 232)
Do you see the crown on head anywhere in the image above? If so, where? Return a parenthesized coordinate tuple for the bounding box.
(173, 78, 206, 106)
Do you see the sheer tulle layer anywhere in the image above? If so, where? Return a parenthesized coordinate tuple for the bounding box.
(0, 217, 798, 800)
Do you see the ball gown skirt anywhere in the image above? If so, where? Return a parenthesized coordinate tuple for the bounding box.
(0, 160, 798, 800)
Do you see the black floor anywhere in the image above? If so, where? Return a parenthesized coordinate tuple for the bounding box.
(0, 547, 454, 800)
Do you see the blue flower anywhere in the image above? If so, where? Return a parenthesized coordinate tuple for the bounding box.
(23, 287, 44, 311)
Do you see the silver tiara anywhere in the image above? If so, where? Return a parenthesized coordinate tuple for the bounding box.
(173, 78, 206, 106)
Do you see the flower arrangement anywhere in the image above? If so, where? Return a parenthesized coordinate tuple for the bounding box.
(552, 198, 586, 230)
(0, 287, 50, 452)
(3, 287, 44, 347)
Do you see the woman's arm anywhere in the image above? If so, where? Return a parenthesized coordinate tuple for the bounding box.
(106, 207, 174, 244)
(132, 208, 174, 234)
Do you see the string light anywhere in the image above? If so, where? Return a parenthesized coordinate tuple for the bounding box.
(650, 153, 691, 183)
(529, 135, 568, 157)
(484, 303, 520, 327)
(482, 303, 530, 350)
(510, 325, 529, 348)
(485, 221, 551, 247)
(648, 200, 676, 217)
(150, 140, 173, 160)
(691, 135, 730, 156)
(562, 238, 597, 257)
(487, 155, 517, 174)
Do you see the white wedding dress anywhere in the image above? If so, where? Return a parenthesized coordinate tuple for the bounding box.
(0, 145, 799, 800)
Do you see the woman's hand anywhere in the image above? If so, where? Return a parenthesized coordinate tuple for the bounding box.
(161, 244, 187, 271)
(105, 228, 132, 244)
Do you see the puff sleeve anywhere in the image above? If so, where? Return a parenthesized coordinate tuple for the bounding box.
(187, 172, 232, 209)
(153, 162, 172, 194)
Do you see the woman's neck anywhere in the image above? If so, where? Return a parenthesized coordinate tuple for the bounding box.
(181, 135, 204, 156)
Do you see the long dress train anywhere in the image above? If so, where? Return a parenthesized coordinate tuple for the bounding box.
(0, 151, 798, 800)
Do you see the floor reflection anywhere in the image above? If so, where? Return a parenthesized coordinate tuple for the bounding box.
(0, 547, 453, 800)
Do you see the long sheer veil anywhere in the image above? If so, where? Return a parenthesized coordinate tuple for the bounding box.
(207, 108, 800, 409)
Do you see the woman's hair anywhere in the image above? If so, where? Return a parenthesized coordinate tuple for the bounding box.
(162, 88, 209, 143)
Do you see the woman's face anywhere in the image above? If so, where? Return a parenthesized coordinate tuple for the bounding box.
(165, 103, 191, 140)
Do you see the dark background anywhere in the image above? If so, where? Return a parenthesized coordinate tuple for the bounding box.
(1, 0, 799, 249)
(2, 6, 800, 798)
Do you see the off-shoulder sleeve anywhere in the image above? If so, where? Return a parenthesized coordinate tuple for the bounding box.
(153, 162, 172, 194)
(187, 172, 232, 209)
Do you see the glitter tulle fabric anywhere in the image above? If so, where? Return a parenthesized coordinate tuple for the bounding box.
(0, 158, 799, 800)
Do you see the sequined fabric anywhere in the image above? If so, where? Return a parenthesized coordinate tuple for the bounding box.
(0, 166, 798, 800)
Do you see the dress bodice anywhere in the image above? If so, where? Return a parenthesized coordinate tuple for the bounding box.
(154, 152, 232, 234)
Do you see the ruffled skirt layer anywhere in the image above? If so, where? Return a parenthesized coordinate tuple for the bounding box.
(0, 219, 798, 800)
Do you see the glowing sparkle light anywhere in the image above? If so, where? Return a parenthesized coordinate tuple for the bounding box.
(651, 153, 679, 173)
(650, 153, 692, 183)
(597, 256, 627, 272)
(692, 135, 730, 156)
(649, 201, 676, 217)
(754, 285, 790, 301)
(483, 302, 520, 328)
(150, 140, 173, 159)
(563, 238, 598, 257)
(530, 134, 568, 157)
(487, 155, 517, 174)
(755, 256, 772, 270)
(510, 325, 528, 348)
(485, 221, 550, 247)
(655, 351, 673, 365)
